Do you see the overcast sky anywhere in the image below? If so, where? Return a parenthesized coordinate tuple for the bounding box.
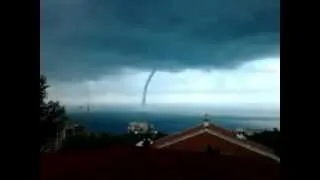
(41, 0, 279, 109)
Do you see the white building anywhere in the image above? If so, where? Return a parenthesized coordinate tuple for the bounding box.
(128, 122, 154, 134)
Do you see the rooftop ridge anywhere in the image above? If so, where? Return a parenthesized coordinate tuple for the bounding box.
(152, 120, 279, 162)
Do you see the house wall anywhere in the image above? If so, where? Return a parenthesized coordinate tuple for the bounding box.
(162, 132, 265, 158)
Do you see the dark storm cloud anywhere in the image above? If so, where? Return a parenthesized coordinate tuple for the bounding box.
(41, 0, 279, 81)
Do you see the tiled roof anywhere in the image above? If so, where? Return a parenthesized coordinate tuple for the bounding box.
(152, 121, 277, 160)
(151, 126, 201, 146)
(206, 123, 275, 153)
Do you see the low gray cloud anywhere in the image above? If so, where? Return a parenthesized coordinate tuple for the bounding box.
(41, 0, 279, 82)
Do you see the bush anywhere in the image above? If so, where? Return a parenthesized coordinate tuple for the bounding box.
(247, 129, 280, 157)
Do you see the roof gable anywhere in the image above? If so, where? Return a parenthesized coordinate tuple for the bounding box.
(152, 122, 280, 162)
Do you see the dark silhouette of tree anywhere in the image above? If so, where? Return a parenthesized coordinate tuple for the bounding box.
(40, 75, 49, 119)
(247, 129, 280, 157)
(40, 75, 48, 102)
(40, 74, 67, 147)
(46, 101, 66, 123)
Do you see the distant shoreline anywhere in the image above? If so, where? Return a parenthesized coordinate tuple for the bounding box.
(66, 105, 280, 118)
(67, 111, 279, 134)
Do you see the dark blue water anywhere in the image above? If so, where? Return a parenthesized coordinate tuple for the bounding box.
(68, 111, 280, 134)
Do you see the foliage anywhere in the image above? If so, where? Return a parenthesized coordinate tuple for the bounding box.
(45, 101, 67, 123)
(40, 75, 49, 119)
(40, 74, 67, 146)
(40, 75, 48, 103)
(247, 129, 280, 157)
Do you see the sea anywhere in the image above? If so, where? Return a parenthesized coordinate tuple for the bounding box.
(67, 109, 280, 134)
